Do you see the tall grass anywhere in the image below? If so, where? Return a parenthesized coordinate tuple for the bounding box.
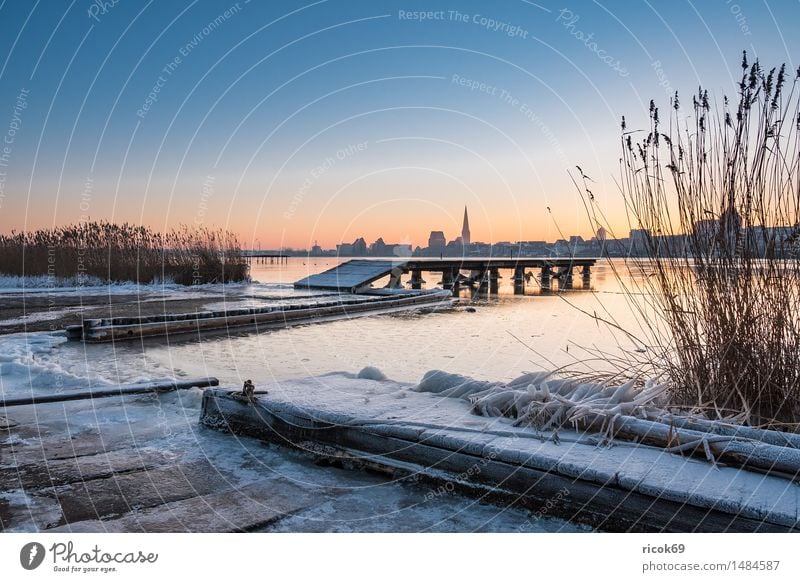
(579, 52, 800, 426)
(0, 221, 249, 285)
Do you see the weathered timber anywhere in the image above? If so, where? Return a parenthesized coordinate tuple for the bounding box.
(606, 415, 800, 477)
(74, 290, 451, 342)
(0, 448, 178, 491)
(44, 459, 232, 526)
(48, 479, 319, 533)
(294, 259, 407, 292)
(656, 414, 800, 450)
(0, 416, 17, 429)
(1, 420, 194, 464)
(0, 377, 218, 408)
(200, 388, 798, 532)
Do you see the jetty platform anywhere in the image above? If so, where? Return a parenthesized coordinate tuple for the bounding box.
(294, 257, 598, 294)
(66, 288, 452, 342)
(201, 371, 800, 533)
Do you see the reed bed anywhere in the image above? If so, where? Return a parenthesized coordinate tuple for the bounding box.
(0, 222, 248, 285)
(579, 52, 800, 426)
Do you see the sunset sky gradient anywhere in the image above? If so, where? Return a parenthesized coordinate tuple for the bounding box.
(0, 0, 798, 249)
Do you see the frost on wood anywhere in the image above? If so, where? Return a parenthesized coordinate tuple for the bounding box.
(413, 370, 668, 430)
(412, 370, 800, 476)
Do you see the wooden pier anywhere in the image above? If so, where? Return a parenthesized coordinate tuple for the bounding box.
(244, 252, 289, 265)
(200, 375, 800, 533)
(66, 289, 453, 342)
(0, 377, 325, 533)
(294, 257, 598, 295)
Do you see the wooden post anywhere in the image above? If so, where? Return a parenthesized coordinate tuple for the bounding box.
(562, 267, 574, 289)
(477, 269, 489, 294)
(489, 267, 500, 294)
(410, 270, 425, 290)
(540, 266, 552, 291)
(513, 266, 525, 295)
(0, 377, 219, 407)
(582, 264, 591, 288)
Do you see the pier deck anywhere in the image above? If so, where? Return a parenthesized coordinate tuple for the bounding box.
(0, 378, 330, 533)
(294, 257, 598, 294)
(294, 259, 406, 293)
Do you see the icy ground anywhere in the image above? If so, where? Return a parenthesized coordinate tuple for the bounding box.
(0, 330, 584, 532)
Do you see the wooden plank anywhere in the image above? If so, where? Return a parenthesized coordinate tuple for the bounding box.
(0, 448, 179, 492)
(0, 377, 218, 408)
(1, 420, 195, 464)
(42, 459, 233, 525)
(47, 479, 319, 533)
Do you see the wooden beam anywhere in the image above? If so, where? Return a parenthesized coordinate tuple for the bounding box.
(0, 377, 218, 408)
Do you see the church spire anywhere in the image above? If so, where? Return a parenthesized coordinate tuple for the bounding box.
(461, 205, 471, 247)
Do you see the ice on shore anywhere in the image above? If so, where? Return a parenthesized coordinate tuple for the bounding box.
(0, 332, 114, 398)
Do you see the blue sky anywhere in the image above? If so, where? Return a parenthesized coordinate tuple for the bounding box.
(0, 0, 797, 248)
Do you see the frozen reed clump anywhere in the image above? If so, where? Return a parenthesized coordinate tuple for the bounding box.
(578, 51, 800, 426)
(0, 221, 249, 285)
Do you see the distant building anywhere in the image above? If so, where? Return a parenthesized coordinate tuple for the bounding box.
(369, 237, 412, 257)
(310, 241, 323, 256)
(428, 231, 446, 254)
(629, 228, 651, 254)
(461, 206, 471, 247)
(336, 236, 368, 256)
(352, 237, 368, 256)
(692, 219, 717, 252)
(390, 243, 413, 257)
(370, 237, 388, 256)
(596, 227, 607, 242)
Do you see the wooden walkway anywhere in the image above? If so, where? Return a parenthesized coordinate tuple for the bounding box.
(200, 378, 799, 533)
(294, 259, 406, 293)
(67, 289, 451, 342)
(294, 257, 598, 294)
(0, 378, 327, 533)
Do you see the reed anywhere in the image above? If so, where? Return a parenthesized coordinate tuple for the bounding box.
(0, 221, 249, 285)
(578, 52, 800, 426)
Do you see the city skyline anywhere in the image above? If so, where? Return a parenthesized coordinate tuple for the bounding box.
(1, 2, 798, 248)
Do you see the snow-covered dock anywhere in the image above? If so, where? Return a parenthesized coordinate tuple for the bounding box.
(294, 259, 406, 293)
(201, 371, 800, 532)
(294, 257, 598, 294)
(67, 289, 452, 342)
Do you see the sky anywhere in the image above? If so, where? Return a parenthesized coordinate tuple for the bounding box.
(0, 0, 798, 250)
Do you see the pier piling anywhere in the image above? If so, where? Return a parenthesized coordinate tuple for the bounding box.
(513, 266, 525, 295)
(489, 268, 500, 294)
(540, 265, 552, 291)
(410, 269, 425, 290)
(582, 264, 591, 288)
